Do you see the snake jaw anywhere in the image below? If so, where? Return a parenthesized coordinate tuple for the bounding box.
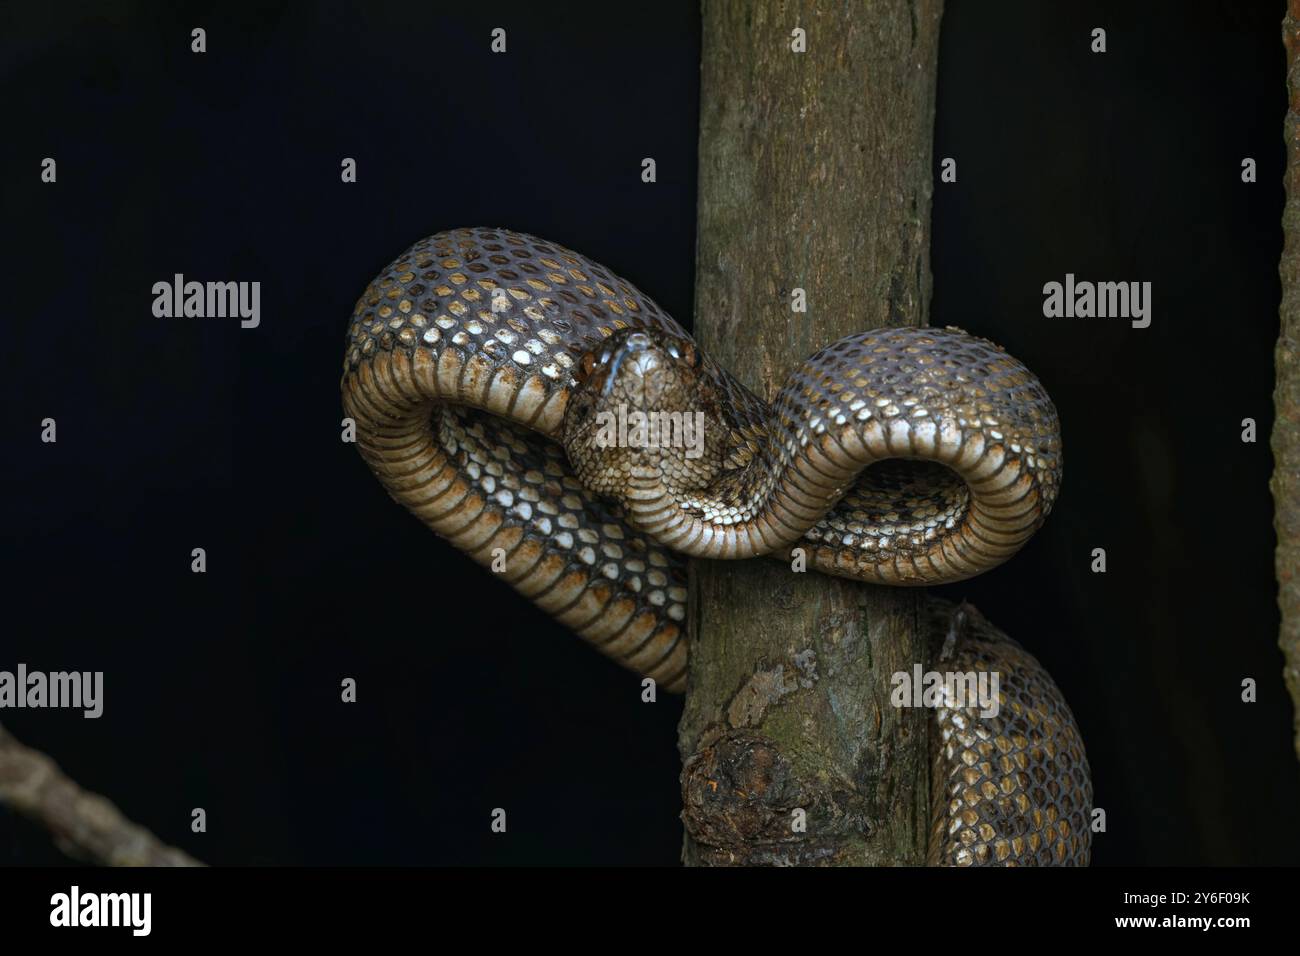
(563, 328, 729, 502)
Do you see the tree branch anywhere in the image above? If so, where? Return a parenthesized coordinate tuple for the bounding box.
(0, 724, 201, 866)
(1275, 2, 1300, 763)
(680, 0, 944, 865)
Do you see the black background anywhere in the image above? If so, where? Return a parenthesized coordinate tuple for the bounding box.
(2, 0, 1295, 866)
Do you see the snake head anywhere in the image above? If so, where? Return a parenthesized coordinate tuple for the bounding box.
(562, 328, 727, 498)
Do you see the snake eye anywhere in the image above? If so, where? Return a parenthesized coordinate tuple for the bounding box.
(577, 351, 597, 383)
(681, 342, 700, 368)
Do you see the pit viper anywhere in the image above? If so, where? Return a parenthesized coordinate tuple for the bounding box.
(341, 226, 1092, 866)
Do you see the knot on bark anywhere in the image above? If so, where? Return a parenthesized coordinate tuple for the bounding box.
(681, 729, 840, 864)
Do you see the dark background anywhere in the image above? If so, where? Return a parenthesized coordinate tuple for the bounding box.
(1, 0, 1294, 865)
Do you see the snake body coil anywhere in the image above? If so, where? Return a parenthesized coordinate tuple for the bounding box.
(342, 227, 1091, 866)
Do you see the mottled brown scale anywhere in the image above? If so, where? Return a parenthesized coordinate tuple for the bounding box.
(926, 601, 1092, 866)
(343, 227, 1088, 865)
(343, 228, 691, 691)
(559, 322, 1062, 586)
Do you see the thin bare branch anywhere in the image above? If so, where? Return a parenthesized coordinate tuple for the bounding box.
(0, 724, 202, 866)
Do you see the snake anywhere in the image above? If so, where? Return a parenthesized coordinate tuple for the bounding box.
(341, 226, 1092, 866)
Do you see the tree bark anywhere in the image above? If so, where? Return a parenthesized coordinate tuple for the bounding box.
(679, 0, 944, 864)
(1275, 2, 1300, 764)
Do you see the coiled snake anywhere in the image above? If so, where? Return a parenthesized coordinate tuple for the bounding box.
(341, 226, 1092, 866)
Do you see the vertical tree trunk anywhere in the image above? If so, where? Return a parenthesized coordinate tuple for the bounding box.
(679, 0, 945, 865)
(1275, 2, 1300, 764)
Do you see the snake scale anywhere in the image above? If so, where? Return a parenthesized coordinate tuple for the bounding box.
(341, 226, 1092, 866)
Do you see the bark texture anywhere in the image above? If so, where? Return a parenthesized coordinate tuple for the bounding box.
(1276, 2, 1300, 763)
(680, 0, 945, 864)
